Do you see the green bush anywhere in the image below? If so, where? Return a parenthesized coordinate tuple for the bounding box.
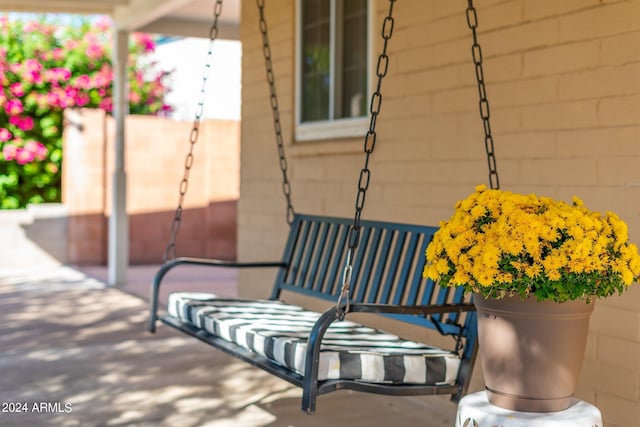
(0, 15, 172, 208)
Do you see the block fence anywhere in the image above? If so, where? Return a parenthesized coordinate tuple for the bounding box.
(62, 109, 239, 265)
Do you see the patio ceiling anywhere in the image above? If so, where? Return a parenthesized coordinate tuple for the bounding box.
(0, 0, 240, 39)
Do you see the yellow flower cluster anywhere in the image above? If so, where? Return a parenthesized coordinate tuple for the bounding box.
(424, 185, 640, 301)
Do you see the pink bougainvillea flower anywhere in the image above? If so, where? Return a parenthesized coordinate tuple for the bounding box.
(99, 98, 113, 113)
(9, 115, 34, 131)
(133, 33, 155, 53)
(23, 22, 39, 32)
(5, 99, 23, 116)
(65, 39, 79, 50)
(0, 127, 12, 142)
(2, 143, 17, 161)
(129, 92, 141, 104)
(46, 91, 62, 109)
(85, 35, 104, 61)
(24, 140, 48, 161)
(52, 48, 64, 61)
(9, 82, 24, 97)
(21, 59, 44, 85)
(64, 87, 79, 107)
(74, 74, 91, 90)
(74, 93, 90, 107)
(133, 70, 145, 85)
(94, 65, 113, 87)
(15, 147, 35, 165)
(45, 67, 72, 83)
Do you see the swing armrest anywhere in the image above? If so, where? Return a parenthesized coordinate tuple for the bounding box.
(156, 256, 286, 273)
(149, 256, 287, 333)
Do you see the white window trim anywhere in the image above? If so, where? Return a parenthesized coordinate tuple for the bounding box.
(294, 0, 374, 142)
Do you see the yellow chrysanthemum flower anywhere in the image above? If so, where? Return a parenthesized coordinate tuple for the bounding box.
(424, 185, 640, 302)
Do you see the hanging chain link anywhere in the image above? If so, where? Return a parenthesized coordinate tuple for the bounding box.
(257, 0, 295, 225)
(466, 0, 500, 190)
(336, 0, 396, 320)
(162, 0, 224, 263)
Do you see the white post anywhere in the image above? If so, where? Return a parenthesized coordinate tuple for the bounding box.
(108, 30, 130, 287)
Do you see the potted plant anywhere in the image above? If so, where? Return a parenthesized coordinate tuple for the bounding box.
(424, 185, 640, 412)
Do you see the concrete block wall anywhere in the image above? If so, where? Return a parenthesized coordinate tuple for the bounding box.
(63, 109, 239, 265)
(239, 1, 640, 424)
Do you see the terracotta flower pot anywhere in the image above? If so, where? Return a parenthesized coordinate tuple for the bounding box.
(473, 293, 595, 412)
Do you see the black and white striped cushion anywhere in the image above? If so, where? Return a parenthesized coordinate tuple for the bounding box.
(167, 292, 460, 385)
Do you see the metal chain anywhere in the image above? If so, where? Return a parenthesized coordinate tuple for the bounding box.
(257, 0, 295, 225)
(336, 0, 396, 320)
(162, 0, 224, 263)
(466, 0, 500, 190)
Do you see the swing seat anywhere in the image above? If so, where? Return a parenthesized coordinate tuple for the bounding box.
(149, 214, 478, 414)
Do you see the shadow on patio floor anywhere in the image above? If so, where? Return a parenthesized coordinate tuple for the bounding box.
(0, 265, 457, 427)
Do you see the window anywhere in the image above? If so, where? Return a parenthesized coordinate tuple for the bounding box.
(296, 0, 371, 141)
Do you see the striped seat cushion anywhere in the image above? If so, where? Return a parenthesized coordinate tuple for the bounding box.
(167, 292, 461, 385)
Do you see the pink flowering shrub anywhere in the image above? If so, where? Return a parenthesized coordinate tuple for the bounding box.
(0, 15, 173, 208)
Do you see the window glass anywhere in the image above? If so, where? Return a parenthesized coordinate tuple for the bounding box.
(301, 0, 330, 122)
(299, 0, 368, 125)
(338, 0, 367, 119)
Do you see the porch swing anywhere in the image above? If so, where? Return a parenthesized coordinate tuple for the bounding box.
(149, 0, 497, 415)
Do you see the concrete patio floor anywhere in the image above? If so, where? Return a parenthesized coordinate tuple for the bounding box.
(0, 264, 459, 427)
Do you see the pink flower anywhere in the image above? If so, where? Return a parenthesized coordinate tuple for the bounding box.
(22, 117, 34, 131)
(74, 93, 90, 107)
(2, 143, 17, 161)
(74, 74, 91, 90)
(85, 38, 104, 61)
(99, 98, 112, 113)
(9, 82, 24, 97)
(52, 48, 64, 61)
(133, 33, 155, 53)
(45, 67, 72, 83)
(94, 65, 112, 87)
(5, 99, 23, 116)
(24, 140, 47, 161)
(129, 92, 141, 104)
(134, 70, 145, 85)
(9, 116, 34, 131)
(22, 59, 43, 84)
(23, 22, 39, 32)
(64, 87, 79, 107)
(15, 147, 35, 165)
(65, 40, 79, 50)
(0, 128, 12, 142)
(24, 59, 42, 73)
(47, 91, 62, 108)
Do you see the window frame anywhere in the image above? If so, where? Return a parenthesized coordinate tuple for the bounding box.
(294, 0, 374, 142)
